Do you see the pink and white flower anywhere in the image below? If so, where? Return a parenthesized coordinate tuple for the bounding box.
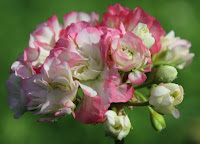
(63, 11, 99, 28)
(101, 3, 166, 54)
(6, 54, 35, 119)
(152, 31, 194, 69)
(55, 21, 104, 81)
(101, 3, 131, 28)
(22, 57, 78, 121)
(24, 12, 100, 69)
(52, 22, 134, 124)
(24, 15, 63, 68)
(73, 65, 134, 124)
(101, 23, 151, 84)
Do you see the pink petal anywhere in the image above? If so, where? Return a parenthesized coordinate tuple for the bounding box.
(24, 47, 39, 62)
(63, 12, 78, 28)
(47, 14, 63, 41)
(73, 95, 106, 124)
(128, 70, 147, 84)
(111, 83, 134, 103)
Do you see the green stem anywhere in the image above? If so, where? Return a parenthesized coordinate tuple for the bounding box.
(134, 91, 153, 112)
(134, 90, 148, 101)
(134, 80, 152, 90)
(115, 139, 124, 144)
(113, 101, 149, 108)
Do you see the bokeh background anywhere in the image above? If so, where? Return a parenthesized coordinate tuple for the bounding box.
(0, 0, 199, 143)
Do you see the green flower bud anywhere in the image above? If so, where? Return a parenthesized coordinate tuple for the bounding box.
(149, 108, 166, 132)
(154, 65, 178, 84)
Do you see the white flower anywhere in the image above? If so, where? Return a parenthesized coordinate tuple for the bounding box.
(149, 83, 184, 118)
(104, 110, 131, 140)
(152, 31, 194, 69)
(132, 23, 155, 49)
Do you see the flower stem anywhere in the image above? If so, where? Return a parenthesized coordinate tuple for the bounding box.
(115, 139, 124, 144)
(114, 101, 149, 107)
(134, 80, 152, 90)
(134, 91, 152, 112)
(134, 90, 148, 101)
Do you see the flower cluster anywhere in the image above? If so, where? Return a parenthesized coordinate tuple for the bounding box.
(6, 3, 194, 142)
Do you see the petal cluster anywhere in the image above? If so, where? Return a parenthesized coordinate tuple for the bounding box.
(5, 3, 193, 141)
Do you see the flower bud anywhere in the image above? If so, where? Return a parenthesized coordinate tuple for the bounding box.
(132, 23, 155, 49)
(149, 83, 184, 118)
(104, 110, 131, 141)
(149, 107, 166, 132)
(153, 65, 178, 84)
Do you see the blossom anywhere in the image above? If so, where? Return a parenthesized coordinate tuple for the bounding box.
(24, 12, 100, 69)
(24, 15, 63, 68)
(104, 110, 131, 141)
(73, 65, 134, 124)
(5, 3, 193, 140)
(55, 21, 104, 81)
(6, 54, 35, 118)
(53, 22, 134, 124)
(102, 23, 151, 84)
(63, 11, 99, 28)
(101, 3, 131, 28)
(152, 31, 194, 69)
(132, 23, 155, 49)
(149, 83, 184, 118)
(6, 74, 29, 119)
(22, 57, 78, 121)
(101, 3, 166, 54)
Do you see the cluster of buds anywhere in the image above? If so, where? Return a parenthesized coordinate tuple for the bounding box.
(6, 3, 194, 142)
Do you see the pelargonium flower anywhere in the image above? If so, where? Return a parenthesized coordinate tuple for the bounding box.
(55, 21, 104, 81)
(52, 21, 134, 123)
(63, 11, 99, 28)
(101, 3, 131, 28)
(22, 57, 79, 121)
(5, 3, 194, 141)
(6, 54, 35, 118)
(152, 31, 194, 69)
(101, 23, 151, 84)
(101, 3, 166, 54)
(24, 12, 99, 70)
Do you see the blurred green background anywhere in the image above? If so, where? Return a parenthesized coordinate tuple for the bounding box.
(0, 0, 199, 143)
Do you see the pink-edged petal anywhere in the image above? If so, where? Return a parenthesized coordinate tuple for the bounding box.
(63, 12, 79, 28)
(111, 83, 134, 103)
(47, 14, 63, 41)
(35, 26, 55, 47)
(6, 74, 29, 119)
(16, 65, 33, 79)
(24, 47, 39, 62)
(79, 83, 97, 97)
(73, 95, 106, 124)
(65, 21, 91, 35)
(172, 109, 180, 119)
(76, 27, 101, 47)
(128, 70, 147, 84)
(78, 12, 90, 22)
(90, 12, 99, 26)
(54, 100, 75, 117)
